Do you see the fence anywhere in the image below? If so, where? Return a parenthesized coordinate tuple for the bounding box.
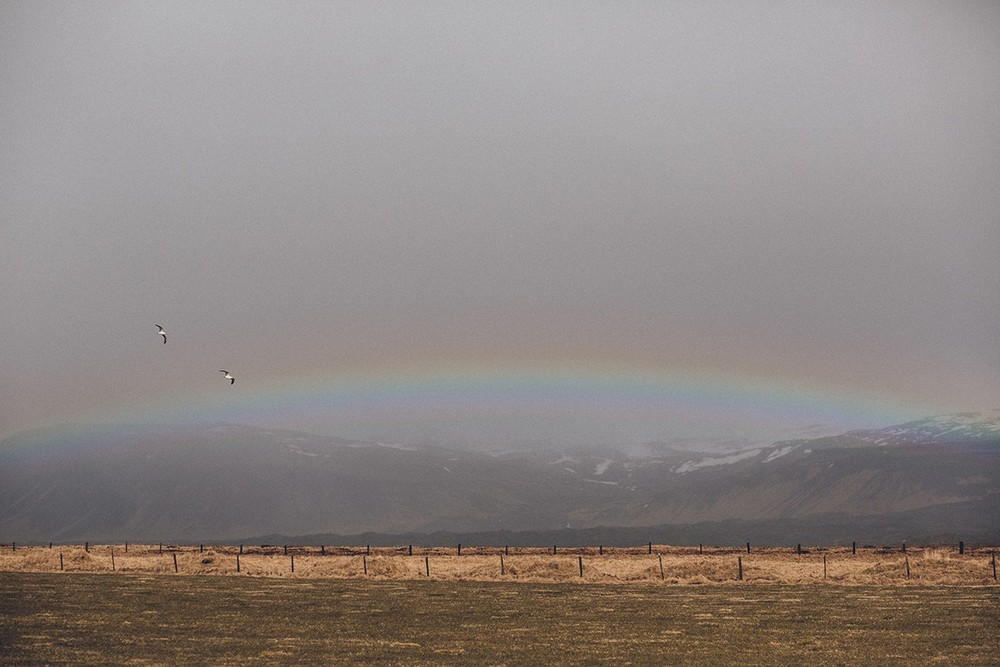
(1, 542, 997, 585)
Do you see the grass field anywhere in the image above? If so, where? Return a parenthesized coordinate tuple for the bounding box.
(2, 543, 999, 586)
(1, 572, 997, 665)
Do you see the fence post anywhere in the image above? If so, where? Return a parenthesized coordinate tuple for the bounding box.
(86, 541, 89, 553)
(291, 555, 294, 573)
(200, 544, 204, 554)
(738, 556, 743, 580)
(363, 555, 367, 575)
(239, 544, 243, 555)
(158, 543, 162, 554)
(648, 542, 652, 554)
(409, 545, 413, 556)
(659, 554, 664, 580)
(60, 552, 64, 571)
(367, 544, 370, 556)
(746, 542, 751, 554)
(500, 554, 505, 575)
(599, 545, 603, 555)
(699, 544, 703, 554)
(992, 552, 996, 581)
(173, 553, 178, 573)
(321, 545, 325, 556)
(905, 556, 910, 580)
(111, 547, 115, 572)
(959, 541, 964, 555)
(578, 556, 583, 577)
(553, 545, 557, 555)
(458, 543, 461, 556)
(284, 545, 288, 556)
(505, 545, 509, 556)
(823, 554, 827, 580)
(852, 541, 856, 555)
(797, 544, 801, 555)
(425, 556, 430, 577)
(11, 542, 14, 552)
(236, 553, 241, 573)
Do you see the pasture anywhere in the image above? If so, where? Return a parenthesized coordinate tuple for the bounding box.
(1, 573, 997, 664)
(0, 542, 997, 585)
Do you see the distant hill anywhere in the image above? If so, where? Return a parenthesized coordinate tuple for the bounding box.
(1, 414, 998, 544)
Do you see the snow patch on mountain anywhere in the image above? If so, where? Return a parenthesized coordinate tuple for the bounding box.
(763, 445, 798, 462)
(674, 449, 762, 474)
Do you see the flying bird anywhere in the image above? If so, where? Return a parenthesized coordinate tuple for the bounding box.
(155, 325, 166, 344)
(219, 370, 235, 385)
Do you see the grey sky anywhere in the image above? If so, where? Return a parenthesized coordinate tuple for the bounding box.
(2, 1, 998, 445)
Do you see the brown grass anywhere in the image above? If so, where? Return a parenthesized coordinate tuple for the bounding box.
(1, 543, 997, 586)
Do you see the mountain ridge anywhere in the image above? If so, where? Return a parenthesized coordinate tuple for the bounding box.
(1, 413, 997, 544)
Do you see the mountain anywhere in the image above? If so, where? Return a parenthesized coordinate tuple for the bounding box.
(1, 414, 997, 544)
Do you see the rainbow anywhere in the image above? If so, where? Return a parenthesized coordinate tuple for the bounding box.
(116, 361, 938, 446)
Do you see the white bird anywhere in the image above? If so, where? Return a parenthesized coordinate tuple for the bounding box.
(155, 325, 167, 344)
(219, 370, 235, 385)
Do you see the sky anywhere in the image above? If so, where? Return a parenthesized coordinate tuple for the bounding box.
(2, 1, 998, 449)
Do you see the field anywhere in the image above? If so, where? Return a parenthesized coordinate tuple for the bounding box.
(1, 543, 998, 585)
(1, 572, 998, 664)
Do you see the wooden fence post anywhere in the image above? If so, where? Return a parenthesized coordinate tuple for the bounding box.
(578, 556, 583, 577)
(321, 545, 325, 556)
(111, 547, 115, 572)
(500, 554, 505, 575)
(458, 543, 461, 556)
(366, 544, 370, 556)
(959, 541, 964, 555)
(699, 544, 703, 554)
(239, 544, 243, 555)
(158, 543, 162, 554)
(796, 544, 801, 555)
(823, 554, 827, 580)
(236, 553, 241, 573)
(363, 555, 367, 575)
(12, 542, 15, 552)
(200, 544, 204, 554)
(905, 556, 910, 580)
(852, 541, 856, 555)
(599, 545, 603, 555)
(659, 554, 664, 580)
(173, 553, 178, 573)
(648, 542, 652, 554)
(504, 545, 509, 556)
(425, 556, 430, 577)
(746, 542, 751, 554)
(553, 545, 557, 555)
(85, 541, 89, 553)
(408, 545, 413, 556)
(291, 555, 294, 573)
(60, 552, 64, 571)
(284, 545, 288, 556)
(992, 552, 996, 581)
(49, 542, 52, 549)
(738, 556, 743, 580)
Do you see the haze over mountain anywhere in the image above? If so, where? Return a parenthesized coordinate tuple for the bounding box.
(2, 413, 996, 546)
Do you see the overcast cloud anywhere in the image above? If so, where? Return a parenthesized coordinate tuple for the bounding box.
(1, 1, 998, 444)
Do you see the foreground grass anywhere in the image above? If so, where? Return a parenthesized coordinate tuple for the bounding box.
(1, 573, 997, 665)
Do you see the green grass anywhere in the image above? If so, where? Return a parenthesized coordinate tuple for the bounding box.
(1, 573, 997, 665)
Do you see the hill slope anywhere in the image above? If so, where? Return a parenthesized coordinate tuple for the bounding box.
(1, 415, 997, 543)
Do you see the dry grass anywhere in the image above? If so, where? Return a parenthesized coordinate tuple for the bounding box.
(1, 543, 996, 586)
(2, 573, 998, 665)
